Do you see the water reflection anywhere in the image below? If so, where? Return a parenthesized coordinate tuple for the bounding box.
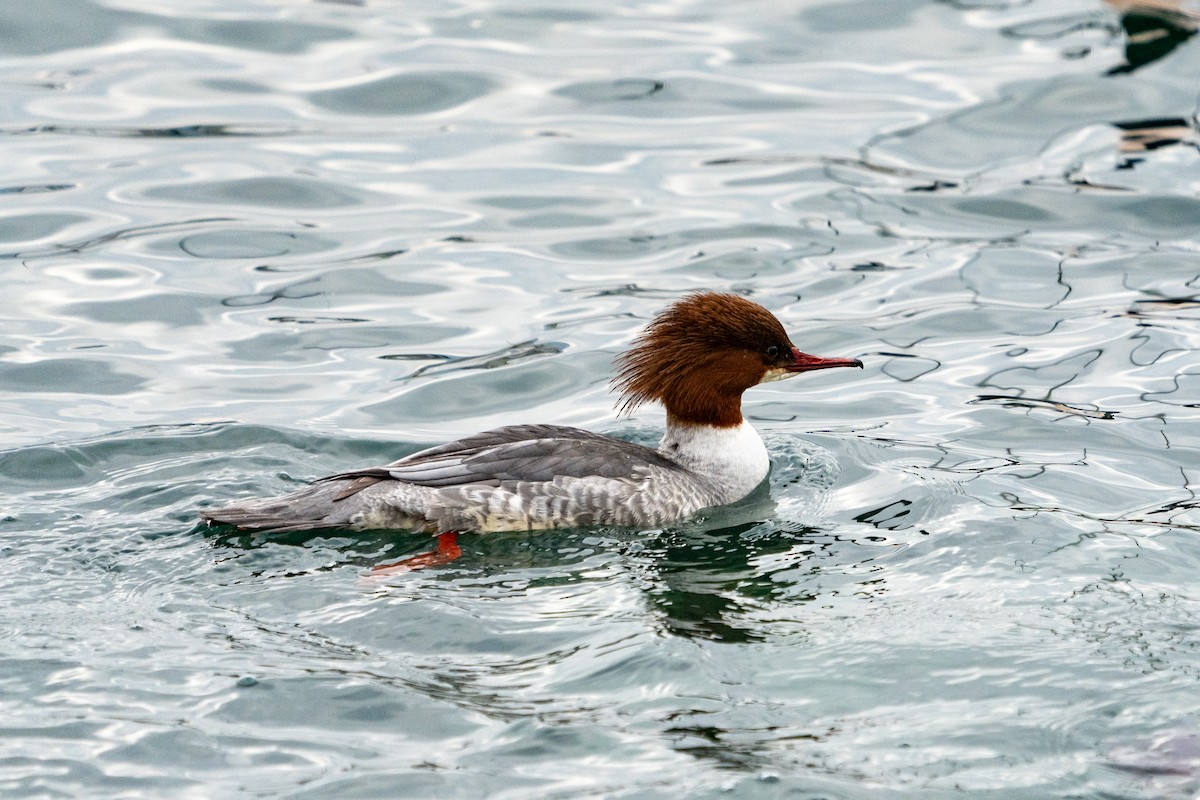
(662, 713, 827, 774)
(7, 0, 1200, 793)
(969, 394, 1120, 420)
(0, 216, 236, 260)
(1104, 729, 1200, 797)
(647, 522, 894, 643)
(388, 340, 568, 380)
(209, 499, 897, 647)
(642, 515, 801, 645)
(1107, 0, 1199, 73)
(1114, 117, 1196, 164)
(0, 123, 296, 138)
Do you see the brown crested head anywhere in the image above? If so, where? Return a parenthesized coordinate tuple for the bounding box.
(613, 292, 862, 427)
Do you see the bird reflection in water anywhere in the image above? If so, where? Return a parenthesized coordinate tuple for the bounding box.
(1103, 1, 1200, 160)
(206, 482, 897, 645)
(1106, 0, 1198, 73)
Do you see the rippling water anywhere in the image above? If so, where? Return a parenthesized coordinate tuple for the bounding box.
(4, 0, 1200, 797)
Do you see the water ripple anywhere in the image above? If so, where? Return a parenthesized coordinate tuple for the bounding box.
(3, 0, 1200, 797)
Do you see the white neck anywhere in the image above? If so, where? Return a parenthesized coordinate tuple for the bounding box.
(658, 418, 770, 505)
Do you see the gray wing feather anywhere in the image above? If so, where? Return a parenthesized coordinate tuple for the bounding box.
(324, 424, 681, 489)
(393, 424, 606, 460)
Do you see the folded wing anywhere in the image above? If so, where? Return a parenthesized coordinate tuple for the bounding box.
(324, 424, 680, 496)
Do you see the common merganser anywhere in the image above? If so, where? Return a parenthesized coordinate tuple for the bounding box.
(203, 292, 862, 568)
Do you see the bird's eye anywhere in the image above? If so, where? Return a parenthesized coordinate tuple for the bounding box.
(766, 345, 781, 359)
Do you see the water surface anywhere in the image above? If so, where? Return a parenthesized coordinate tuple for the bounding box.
(3, 0, 1200, 797)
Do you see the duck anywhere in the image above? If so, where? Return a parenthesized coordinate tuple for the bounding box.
(203, 292, 862, 568)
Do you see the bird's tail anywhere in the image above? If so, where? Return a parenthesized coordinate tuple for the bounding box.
(202, 480, 364, 533)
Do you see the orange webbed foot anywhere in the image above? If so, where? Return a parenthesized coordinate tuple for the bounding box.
(370, 532, 462, 575)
